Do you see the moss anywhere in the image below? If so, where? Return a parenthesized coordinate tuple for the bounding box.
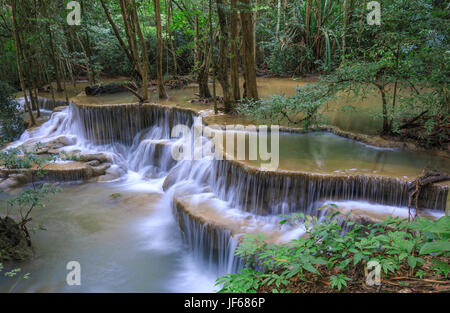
(0, 217, 33, 262)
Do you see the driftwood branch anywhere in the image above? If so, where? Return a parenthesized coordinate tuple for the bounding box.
(408, 169, 449, 221)
(122, 83, 144, 103)
(400, 110, 429, 130)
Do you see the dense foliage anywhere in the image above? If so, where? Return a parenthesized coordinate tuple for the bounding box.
(217, 206, 450, 293)
(0, 81, 24, 142)
(0, 146, 60, 264)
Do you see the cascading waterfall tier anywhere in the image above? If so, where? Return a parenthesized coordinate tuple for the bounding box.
(207, 159, 448, 215)
(72, 102, 195, 145)
(174, 195, 243, 276)
(172, 192, 305, 276)
(17, 96, 69, 111)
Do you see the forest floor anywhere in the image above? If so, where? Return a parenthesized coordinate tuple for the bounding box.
(259, 255, 450, 293)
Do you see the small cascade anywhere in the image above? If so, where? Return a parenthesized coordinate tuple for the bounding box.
(166, 156, 448, 215)
(208, 160, 448, 214)
(17, 96, 68, 111)
(175, 204, 243, 276)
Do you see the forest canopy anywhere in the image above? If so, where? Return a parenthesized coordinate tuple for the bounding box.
(0, 0, 448, 146)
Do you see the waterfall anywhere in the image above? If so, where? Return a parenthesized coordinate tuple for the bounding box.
(72, 103, 195, 145)
(6, 99, 448, 279)
(16, 96, 68, 111)
(174, 203, 243, 276)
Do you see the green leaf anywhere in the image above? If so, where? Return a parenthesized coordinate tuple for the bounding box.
(407, 256, 417, 269)
(419, 240, 450, 255)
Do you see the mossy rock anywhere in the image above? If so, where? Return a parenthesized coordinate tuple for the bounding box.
(0, 217, 33, 262)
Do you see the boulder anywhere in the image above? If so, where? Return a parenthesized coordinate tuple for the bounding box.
(89, 163, 112, 176)
(85, 160, 101, 167)
(21, 135, 76, 154)
(0, 216, 34, 262)
(79, 152, 112, 164)
(94, 164, 124, 182)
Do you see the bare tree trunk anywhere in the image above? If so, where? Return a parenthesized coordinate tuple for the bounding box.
(76, 33, 94, 85)
(131, 0, 150, 100)
(10, 0, 35, 126)
(230, 0, 240, 101)
(276, 0, 281, 39)
(43, 1, 63, 92)
(305, 0, 312, 43)
(154, 0, 167, 99)
(196, 11, 212, 99)
(168, 0, 178, 77)
(100, 0, 138, 79)
(120, 0, 148, 100)
(253, 0, 257, 65)
(377, 85, 391, 134)
(239, 0, 258, 100)
(216, 0, 232, 112)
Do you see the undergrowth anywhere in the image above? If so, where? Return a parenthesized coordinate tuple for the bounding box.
(216, 206, 450, 293)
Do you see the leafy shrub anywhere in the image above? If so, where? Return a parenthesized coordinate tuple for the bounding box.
(0, 81, 24, 142)
(217, 207, 450, 293)
(238, 83, 333, 129)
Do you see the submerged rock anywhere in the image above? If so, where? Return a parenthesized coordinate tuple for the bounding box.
(94, 164, 125, 182)
(79, 152, 113, 164)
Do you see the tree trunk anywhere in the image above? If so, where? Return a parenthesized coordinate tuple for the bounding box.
(154, 0, 167, 99)
(378, 86, 391, 134)
(43, 1, 63, 92)
(216, 0, 232, 112)
(196, 11, 211, 99)
(276, 0, 281, 39)
(168, 0, 178, 77)
(10, 0, 35, 126)
(305, 0, 312, 43)
(120, 0, 148, 100)
(230, 0, 240, 101)
(239, 0, 258, 100)
(100, 0, 139, 79)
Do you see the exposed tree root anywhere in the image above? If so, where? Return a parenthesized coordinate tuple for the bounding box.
(408, 168, 449, 220)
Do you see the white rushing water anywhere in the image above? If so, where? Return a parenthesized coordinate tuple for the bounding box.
(3, 103, 305, 292)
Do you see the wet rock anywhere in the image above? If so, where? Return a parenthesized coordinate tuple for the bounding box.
(0, 177, 21, 190)
(79, 153, 112, 164)
(119, 193, 162, 211)
(47, 148, 61, 154)
(94, 164, 124, 182)
(85, 160, 101, 167)
(163, 166, 182, 191)
(89, 163, 111, 177)
(21, 135, 76, 154)
(53, 106, 67, 113)
(0, 217, 33, 262)
(0, 171, 32, 190)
